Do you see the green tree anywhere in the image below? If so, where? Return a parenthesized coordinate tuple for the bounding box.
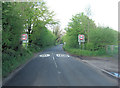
(53, 25, 62, 43)
(2, 2, 24, 52)
(31, 20, 56, 48)
(64, 12, 96, 48)
(89, 27, 118, 50)
(2, 1, 58, 77)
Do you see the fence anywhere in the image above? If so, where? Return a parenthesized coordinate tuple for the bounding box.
(106, 45, 118, 56)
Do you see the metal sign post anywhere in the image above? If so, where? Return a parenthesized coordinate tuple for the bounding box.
(79, 41, 81, 48)
(21, 34, 28, 49)
(25, 40, 28, 49)
(78, 34, 85, 49)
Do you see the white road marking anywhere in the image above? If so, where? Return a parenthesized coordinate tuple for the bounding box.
(39, 54, 50, 57)
(67, 55, 70, 57)
(56, 54, 70, 57)
(53, 57, 57, 68)
(53, 57, 55, 60)
(53, 57, 62, 74)
(58, 71, 61, 74)
(81, 60, 120, 79)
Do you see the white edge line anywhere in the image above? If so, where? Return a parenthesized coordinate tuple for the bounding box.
(82, 60, 119, 79)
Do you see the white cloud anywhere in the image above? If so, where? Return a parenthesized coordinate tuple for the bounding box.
(45, 0, 119, 31)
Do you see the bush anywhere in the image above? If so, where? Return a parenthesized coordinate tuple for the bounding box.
(32, 26, 56, 48)
(28, 44, 41, 53)
(85, 43, 94, 51)
(2, 48, 32, 77)
(63, 45, 108, 56)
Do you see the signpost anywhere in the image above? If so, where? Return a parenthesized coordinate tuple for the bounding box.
(79, 35, 84, 40)
(21, 34, 28, 41)
(78, 34, 85, 49)
(21, 34, 28, 48)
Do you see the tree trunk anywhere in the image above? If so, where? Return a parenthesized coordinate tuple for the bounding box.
(88, 21, 90, 43)
(28, 23, 32, 46)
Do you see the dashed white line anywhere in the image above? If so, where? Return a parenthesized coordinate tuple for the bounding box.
(67, 55, 70, 57)
(58, 71, 61, 74)
(53, 56, 55, 60)
(53, 57, 57, 68)
(52, 57, 62, 74)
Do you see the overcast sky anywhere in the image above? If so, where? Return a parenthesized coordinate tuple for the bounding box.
(45, 0, 119, 31)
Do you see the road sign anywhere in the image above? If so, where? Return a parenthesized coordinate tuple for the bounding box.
(79, 35, 84, 40)
(78, 34, 85, 50)
(78, 34, 85, 43)
(21, 34, 28, 41)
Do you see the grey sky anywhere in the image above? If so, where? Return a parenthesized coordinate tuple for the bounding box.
(45, 0, 119, 31)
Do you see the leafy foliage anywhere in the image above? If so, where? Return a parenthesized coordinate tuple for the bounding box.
(89, 27, 118, 46)
(2, 2, 23, 52)
(63, 12, 96, 48)
(2, 1, 57, 77)
(31, 23, 56, 47)
(53, 25, 62, 44)
(63, 12, 118, 56)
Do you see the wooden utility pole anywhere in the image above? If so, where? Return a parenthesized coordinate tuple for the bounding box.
(88, 19, 90, 43)
(85, 6, 91, 43)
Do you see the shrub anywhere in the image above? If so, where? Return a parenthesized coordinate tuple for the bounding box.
(85, 43, 94, 51)
(63, 45, 108, 57)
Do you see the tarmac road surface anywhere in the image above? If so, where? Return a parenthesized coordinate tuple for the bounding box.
(4, 44, 118, 86)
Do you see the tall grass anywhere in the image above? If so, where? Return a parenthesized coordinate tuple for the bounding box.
(63, 46, 109, 57)
(2, 47, 33, 77)
(2, 44, 55, 78)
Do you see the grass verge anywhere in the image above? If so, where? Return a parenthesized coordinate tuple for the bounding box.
(63, 46, 113, 57)
(2, 44, 54, 78)
(2, 48, 32, 78)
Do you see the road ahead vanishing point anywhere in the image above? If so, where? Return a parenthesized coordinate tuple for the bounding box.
(4, 45, 118, 86)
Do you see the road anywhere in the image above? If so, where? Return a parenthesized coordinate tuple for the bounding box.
(4, 44, 118, 86)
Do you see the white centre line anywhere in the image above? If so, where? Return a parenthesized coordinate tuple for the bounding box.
(52, 57, 62, 74)
(58, 71, 61, 74)
(53, 57, 57, 68)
